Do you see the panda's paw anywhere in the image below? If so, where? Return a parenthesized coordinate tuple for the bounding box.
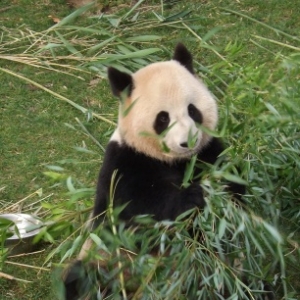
(181, 183, 205, 210)
(63, 260, 100, 300)
(63, 260, 86, 300)
(261, 282, 276, 300)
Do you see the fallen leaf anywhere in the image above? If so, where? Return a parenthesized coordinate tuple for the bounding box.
(89, 77, 102, 87)
(48, 15, 61, 23)
(26, 84, 39, 91)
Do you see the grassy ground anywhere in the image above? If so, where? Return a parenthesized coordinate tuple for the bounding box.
(0, 0, 300, 299)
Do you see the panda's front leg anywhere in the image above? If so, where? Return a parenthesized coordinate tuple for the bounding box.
(169, 183, 205, 220)
(180, 182, 205, 210)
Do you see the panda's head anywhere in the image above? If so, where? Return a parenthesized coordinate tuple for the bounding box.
(108, 43, 218, 162)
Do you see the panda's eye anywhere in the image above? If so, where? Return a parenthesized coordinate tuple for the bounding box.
(188, 105, 196, 116)
(159, 114, 169, 123)
(188, 104, 203, 124)
(154, 111, 170, 135)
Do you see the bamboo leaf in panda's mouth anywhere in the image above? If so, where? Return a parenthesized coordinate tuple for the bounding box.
(139, 122, 176, 153)
(187, 129, 198, 149)
(159, 122, 177, 138)
(138, 133, 170, 153)
(139, 131, 154, 138)
(139, 122, 176, 139)
(161, 141, 170, 153)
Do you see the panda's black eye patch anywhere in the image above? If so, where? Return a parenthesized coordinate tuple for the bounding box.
(154, 111, 170, 135)
(188, 104, 202, 124)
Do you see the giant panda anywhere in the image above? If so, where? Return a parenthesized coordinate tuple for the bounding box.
(63, 43, 273, 299)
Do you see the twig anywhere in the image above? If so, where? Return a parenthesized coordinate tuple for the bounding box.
(24, 193, 53, 210)
(252, 35, 300, 52)
(5, 261, 50, 272)
(8, 249, 45, 258)
(181, 21, 233, 67)
(0, 188, 42, 213)
(0, 271, 32, 283)
(0, 67, 115, 125)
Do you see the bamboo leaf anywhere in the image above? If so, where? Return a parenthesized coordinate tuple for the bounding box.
(107, 18, 121, 28)
(96, 48, 162, 62)
(202, 27, 221, 42)
(196, 124, 222, 137)
(125, 35, 161, 42)
(122, 98, 138, 117)
(46, 165, 65, 172)
(55, 31, 82, 57)
(218, 218, 227, 239)
(121, 0, 146, 21)
(87, 36, 116, 55)
(222, 173, 248, 185)
(264, 102, 280, 116)
(90, 233, 109, 253)
(163, 10, 192, 22)
(262, 222, 283, 244)
(50, 2, 95, 29)
(66, 176, 76, 193)
(60, 235, 83, 262)
(73, 146, 96, 154)
(182, 155, 197, 188)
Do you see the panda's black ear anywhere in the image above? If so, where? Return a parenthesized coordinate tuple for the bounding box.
(173, 43, 194, 74)
(107, 67, 133, 98)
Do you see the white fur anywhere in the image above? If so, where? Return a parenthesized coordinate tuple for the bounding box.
(118, 60, 218, 162)
(110, 128, 122, 144)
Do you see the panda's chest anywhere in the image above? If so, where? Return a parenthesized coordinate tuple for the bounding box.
(128, 156, 186, 185)
(117, 144, 186, 181)
(152, 162, 186, 186)
(114, 157, 190, 219)
(122, 161, 188, 202)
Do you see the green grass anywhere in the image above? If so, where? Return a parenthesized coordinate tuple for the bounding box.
(0, 0, 300, 299)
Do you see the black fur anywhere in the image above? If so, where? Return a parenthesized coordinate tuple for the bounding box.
(64, 261, 86, 300)
(188, 104, 203, 124)
(173, 43, 194, 74)
(107, 67, 133, 97)
(92, 137, 244, 225)
(153, 111, 170, 135)
(63, 260, 106, 300)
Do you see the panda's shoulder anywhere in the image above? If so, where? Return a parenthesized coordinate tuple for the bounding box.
(198, 137, 225, 164)
(102, 140, 159, 172)
(103, 140, 186, 181)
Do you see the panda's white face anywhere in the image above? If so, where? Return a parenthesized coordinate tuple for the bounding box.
(111, 60, 218, 163)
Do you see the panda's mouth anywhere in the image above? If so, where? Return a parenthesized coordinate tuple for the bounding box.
(172, 148, 196, 155)
(158, 129, 202, 160)
(162, 150, 196, 161)
(162, 143, 200, 159)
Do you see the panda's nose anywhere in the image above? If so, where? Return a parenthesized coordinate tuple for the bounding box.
(180, 142, 188, 148)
